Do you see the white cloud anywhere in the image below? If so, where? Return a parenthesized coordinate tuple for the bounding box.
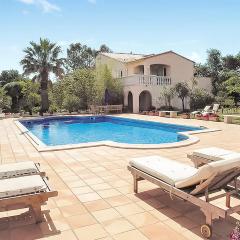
(88, 0, 96, 4)
(18, 0, 61, 13)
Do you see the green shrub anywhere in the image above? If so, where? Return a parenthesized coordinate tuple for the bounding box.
(95, 65, 123, 105)
(21, 81, 40, 114)
(63, 95, 81, 113)
(223, 97, 235, 108)
(158, 86, 175, 110)
(49, 104, 58, 114)
(0, 87, 11, 110)
(32, 106, 40, 114)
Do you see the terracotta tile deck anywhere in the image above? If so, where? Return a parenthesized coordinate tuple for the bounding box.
(0, 114, 240, 239)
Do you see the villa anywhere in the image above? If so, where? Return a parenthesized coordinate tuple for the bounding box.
(96, 51, 212, 113)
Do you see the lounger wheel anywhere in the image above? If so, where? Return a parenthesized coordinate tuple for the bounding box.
(201, 224, 212, 238)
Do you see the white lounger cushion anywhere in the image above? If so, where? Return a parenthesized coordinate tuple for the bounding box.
(222, 153, 240, 160)
(130, 155, 240, 189)
(192, 147, 236, 161)
(177, 157, 240, 188)
(0, 161, 38, 179)
(130, 156, 198, 187)
(191, 111, 201, 115)
(0, 175, 47, 198)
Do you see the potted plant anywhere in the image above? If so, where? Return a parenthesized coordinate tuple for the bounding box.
(181, 113, 190, 119)
(202, 114, 209, 121)
(143, 111, 149, 115)
(147, 106, 156, 116)
(195, 114, 203, 120)
(208, 113, 219, 122)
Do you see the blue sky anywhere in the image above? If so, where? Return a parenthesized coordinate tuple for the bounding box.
(0, 0, 240, 72)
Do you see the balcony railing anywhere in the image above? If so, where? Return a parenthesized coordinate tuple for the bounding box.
(122, 74, 171, 86)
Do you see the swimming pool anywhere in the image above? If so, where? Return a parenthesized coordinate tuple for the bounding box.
(17, 116, 205, 150)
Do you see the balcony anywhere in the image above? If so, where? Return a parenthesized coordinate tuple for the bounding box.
(122, 74, 171, 87)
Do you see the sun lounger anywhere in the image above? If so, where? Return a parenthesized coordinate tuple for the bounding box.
(202, 104, 220, 116)
(128, 156, 240, 238)
(191, 105, 211, 115)
(0, 161, 44, 179)
(187, 147, 240, 167)
(210, 104, 220, 113)
(0, 175, 58, 223)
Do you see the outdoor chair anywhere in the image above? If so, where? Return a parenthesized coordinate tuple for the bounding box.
(211, 103, 220, 113)
(128, 155, 240, 238)
(202, 104, 220, 116)
(191, 105, 211, 115)
(0, 175, 58, 223)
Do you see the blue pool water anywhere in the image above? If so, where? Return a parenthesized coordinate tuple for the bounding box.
(19, 116, 203, 146)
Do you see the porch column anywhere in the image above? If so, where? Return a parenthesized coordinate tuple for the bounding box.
(133, 92, 139, 113)
(144, 64, 150, 75)
(124, 91, 128, 106)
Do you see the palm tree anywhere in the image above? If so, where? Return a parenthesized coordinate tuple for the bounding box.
(20, 38, 64, 115)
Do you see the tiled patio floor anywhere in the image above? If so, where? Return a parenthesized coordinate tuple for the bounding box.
(0, 114, 240, 240)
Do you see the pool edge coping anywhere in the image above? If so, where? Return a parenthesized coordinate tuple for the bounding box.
(14, 115, 221, 152)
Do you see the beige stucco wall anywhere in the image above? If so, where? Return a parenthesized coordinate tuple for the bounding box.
(127, 52, 194, 84)
(96, 54, 127, 78)
(193, 77, 212, 93)
(123, 85, 189, 113)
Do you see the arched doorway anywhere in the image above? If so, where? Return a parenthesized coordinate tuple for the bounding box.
(128, 91, 133, 113)
(139, 91, 152, 112)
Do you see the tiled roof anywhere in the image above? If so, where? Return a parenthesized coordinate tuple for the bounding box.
(101, 52, 152, 63)
(100, 51, 194, 63)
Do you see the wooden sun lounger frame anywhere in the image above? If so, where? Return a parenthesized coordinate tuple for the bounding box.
(187, 153, 213, 168)
(128, 165, 240, 238)
(0, 176, 58, 223)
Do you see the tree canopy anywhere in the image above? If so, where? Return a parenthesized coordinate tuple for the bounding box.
(49, 66, 123, 113)
(0, 70, 21, 87)
(61, 68, 96, 110)
(224, 73, 240, 104)
(65, 43, 95, 72)
(64, 43, 112, 72)
(20, 38, 64, 114)
(158, 86, 175, 110)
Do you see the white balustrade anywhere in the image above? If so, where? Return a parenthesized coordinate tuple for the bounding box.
(122, 74, 171, 86)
